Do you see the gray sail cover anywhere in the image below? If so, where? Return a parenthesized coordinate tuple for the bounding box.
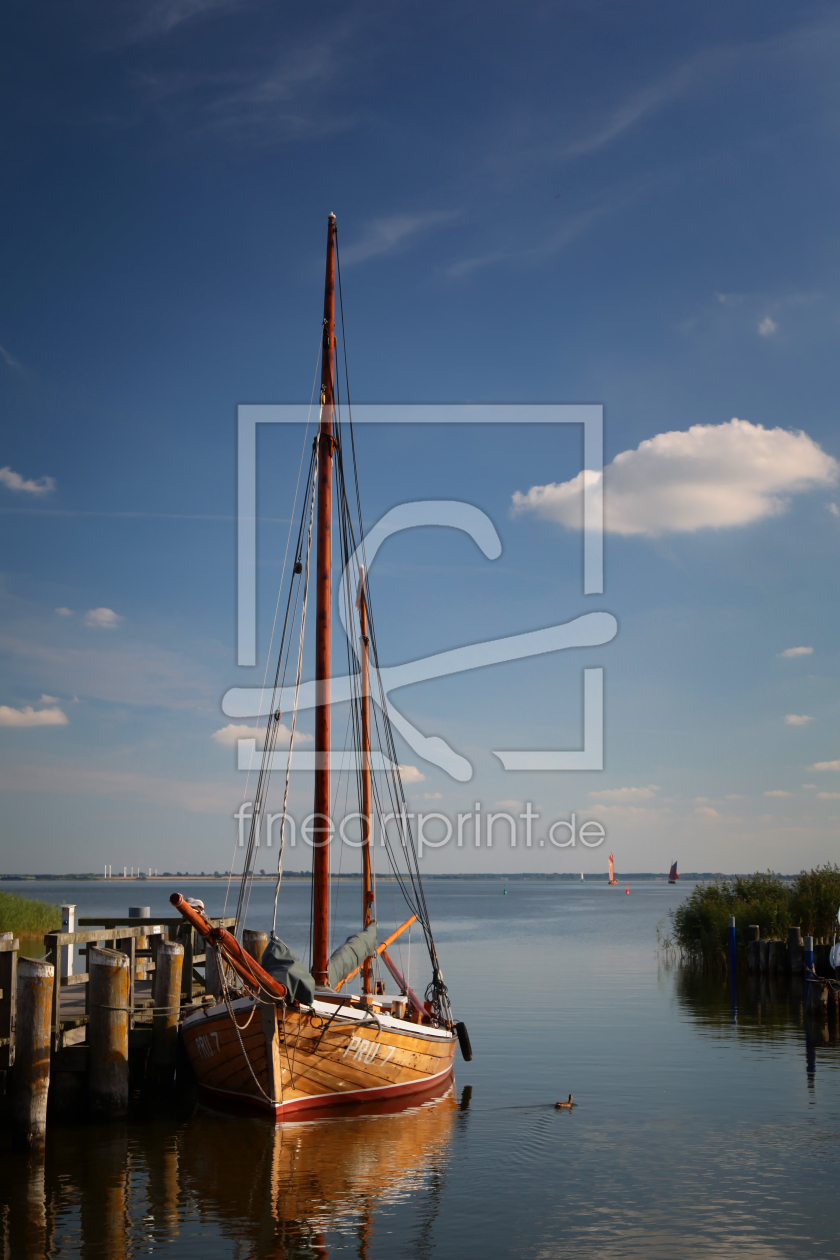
(260, 933, 316, 1006)
(326, 923, 378, 990)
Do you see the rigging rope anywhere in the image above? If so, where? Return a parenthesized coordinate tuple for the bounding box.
(271, 455, 318, 933)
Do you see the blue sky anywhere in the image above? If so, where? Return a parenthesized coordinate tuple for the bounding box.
(2, 1, 840, 875)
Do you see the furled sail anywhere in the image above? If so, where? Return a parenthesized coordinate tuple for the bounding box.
(327, 924, 378, 990)
(261, 933, 316, 1006)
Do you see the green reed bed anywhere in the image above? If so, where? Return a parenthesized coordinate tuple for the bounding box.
(671, 864, 840, 968)
(0, 889, 61, 940)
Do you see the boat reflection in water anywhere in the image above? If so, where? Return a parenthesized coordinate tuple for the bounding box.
(0, 1081, 461, 1259)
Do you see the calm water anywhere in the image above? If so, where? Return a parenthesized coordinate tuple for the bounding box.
(1, 878, 839, 1258)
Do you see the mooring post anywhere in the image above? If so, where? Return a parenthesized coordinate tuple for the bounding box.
(60, 904, 76, 980)
(151, 941, 183, 1088)
(0, 932, 18, 1070)
(804, 934, 814, 976)
(807, 976, 828, 1017)
(12, 958, 54, 1149)
(728, 916, 736, 974)
(87, 946, 130, 1119)
(787, 926, 803, 975)
(747, 926, 760, 974)
(129, 906, 150, 982)
(204, 939, 223, 999)
(243, 929, 268, 965)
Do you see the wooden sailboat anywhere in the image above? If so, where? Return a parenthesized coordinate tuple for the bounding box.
(173, 215, 468, 1117)
(607, 853, 618, 885)
(668, 861, 678, 884)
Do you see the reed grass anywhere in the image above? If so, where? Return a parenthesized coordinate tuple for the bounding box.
(0, 889, 61, 940)
(670, 865, 840, 967)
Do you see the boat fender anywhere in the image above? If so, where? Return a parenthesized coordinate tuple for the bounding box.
(455, 1021, 473, 1062)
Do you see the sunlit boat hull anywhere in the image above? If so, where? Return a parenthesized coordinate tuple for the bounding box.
(182, 995, 457, 1118)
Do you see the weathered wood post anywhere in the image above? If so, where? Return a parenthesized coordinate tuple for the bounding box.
(12, 958, 54, 1149)
(129, 906, 150, 981)
(243, 929, 268, 965)
(151, 941, 183, 1088)
(60, 904, 76, 980)
(0, 932, 18, 1069)
(759, 939, 769, 974)
(87, 946, 130, 1119)
(767, 940, 779, 974)
(204, 939, 223, 999)
(787, 926, 803, 975)
(748, 926, 760, 974)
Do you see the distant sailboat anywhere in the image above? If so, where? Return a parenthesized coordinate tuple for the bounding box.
(668, 861, 678, 885)
(608, 853, 618, 885)
(580, 871, 584, 881)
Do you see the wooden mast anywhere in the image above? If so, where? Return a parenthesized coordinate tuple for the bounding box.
(357, 569, 374, 994)
(312, 213, 336, 987)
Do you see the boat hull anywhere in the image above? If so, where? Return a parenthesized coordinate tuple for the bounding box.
(182, 997, 457, 1118)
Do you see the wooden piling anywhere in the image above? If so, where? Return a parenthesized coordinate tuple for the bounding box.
(12, 958, 54, 1149)
(787, 926, 803, 976)
(87, 946, 130, 1119)
(204, 939, 223, 998)
(759, 939, 769, 974)
(748, 927, 760, 975)
(243, 929, 268, 965)
(0, 932, 18, 1069)
(129, 906, 150, 982)
(807, 976, 828, 1016)
(151, 941, 183, 1087)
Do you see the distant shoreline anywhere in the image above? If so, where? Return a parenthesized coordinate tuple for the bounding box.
(0, 871, 797, 882)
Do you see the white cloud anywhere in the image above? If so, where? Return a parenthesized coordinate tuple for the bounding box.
(802, 784, 816, 789)
(55, 607, 73, 617)
(817, 792, 840, 800)
(589, 784, 660, 802)
(828, 503, 839, 517)
(811, 760, 840, 771)
(340, 212, 457, 265)
(399, 764, 425, 783)
(511, 419, 838, 537)
(0, 703, 68, 727)
(39, 694, 58, 704)
(84, 607, 122, 629)
(758, 316, 778, 337)
(716, 292, 744, 306)
(211, 722, 312, 747)
(785, 714, 813, 726)
(695, 805, 719, 817)
(0, 466, 55, 495)
(725, 793, 744, 799)
(778, 646, 813, 657)
(764, 790, 792, 797)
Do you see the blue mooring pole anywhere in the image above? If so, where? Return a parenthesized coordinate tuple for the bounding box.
(804, 933, 814, 975)
(728, 915, 738, 1023)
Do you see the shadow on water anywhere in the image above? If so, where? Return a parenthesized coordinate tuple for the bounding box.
(0, 1084, 464, 1259)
